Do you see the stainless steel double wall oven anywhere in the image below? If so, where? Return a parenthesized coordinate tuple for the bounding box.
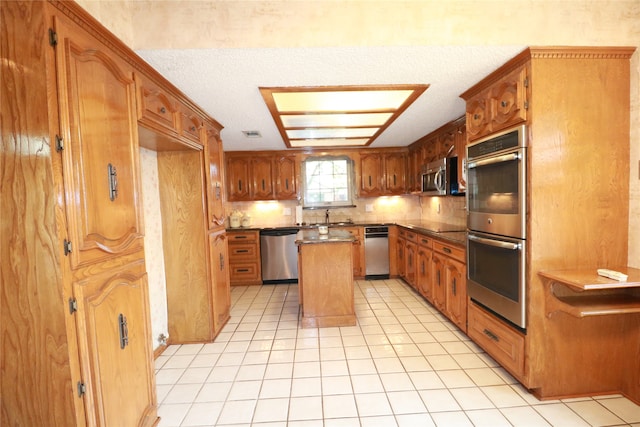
(466, 125, 527, 329)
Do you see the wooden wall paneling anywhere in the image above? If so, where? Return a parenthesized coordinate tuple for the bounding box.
(1, 2, 79, 425)
(157, 150, 212, 343)
(519, 48, 635, 401)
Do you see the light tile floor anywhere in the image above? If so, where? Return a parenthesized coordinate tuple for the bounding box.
(155, 279, 640, 427)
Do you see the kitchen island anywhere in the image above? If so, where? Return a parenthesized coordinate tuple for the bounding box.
(296, 229, 357, 328)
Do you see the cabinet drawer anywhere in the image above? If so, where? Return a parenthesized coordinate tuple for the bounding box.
(468, 301, 525, 378)
(228, 231, 259, 243)
(229, 262, 261, 281)
(135, 74, 178, 135)
(228, 243, 258, 259)
(433, 240, 465, 262)
(177, 102, 203, 146)
(418, 235, 433, 249)
(405, 231, 417, 242)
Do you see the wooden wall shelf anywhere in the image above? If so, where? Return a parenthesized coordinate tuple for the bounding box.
(540, 268, 640, 318)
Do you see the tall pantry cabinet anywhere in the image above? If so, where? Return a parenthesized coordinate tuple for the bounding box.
(2, 1, 230, 425)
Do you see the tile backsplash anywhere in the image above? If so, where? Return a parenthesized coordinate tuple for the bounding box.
(225, 194, 465, 227)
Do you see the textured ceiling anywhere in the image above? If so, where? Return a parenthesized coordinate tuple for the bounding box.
(137, 46, 526, 151)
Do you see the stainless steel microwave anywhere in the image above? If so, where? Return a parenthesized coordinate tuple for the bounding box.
(421, 157, 462, 196)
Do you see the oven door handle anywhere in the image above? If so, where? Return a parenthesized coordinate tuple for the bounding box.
(467, 152, 521, 169)
(468, 234, 522, 250)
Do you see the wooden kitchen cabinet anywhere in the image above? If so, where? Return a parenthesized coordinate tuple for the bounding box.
(226, 153, 297, 201)
(359, 152, 384, 196)
(177, 102, 204, 146)
(359, 150, 407, 196)
(464, 63, 529, 142)
(204, 120, 226, 229)
(342, 227, 365, 278)
(383, 152, 407, 194)
(73, 259, 156, 427)
(136, 72, 179, 139)
(433, 240, 467, 332)
(251, 157, 275, 200)
(461, 47, 637, 402)
(209, 230, 231, 333)
(228, 230, 262, 285)
(226, 156, 252, 201)
(2, 2, 159, 425)
(416, 236, 433, 302)
(55, 14, 145, 271)
(274, 155, 298, 200)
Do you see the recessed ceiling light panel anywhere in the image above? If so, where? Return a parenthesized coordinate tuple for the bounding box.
(260, 84, 429, 148)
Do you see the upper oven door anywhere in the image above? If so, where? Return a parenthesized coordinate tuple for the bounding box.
(466, 145, 526, 238)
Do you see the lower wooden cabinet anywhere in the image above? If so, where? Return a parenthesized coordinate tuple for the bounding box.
(228, 230, 262, 285)
(398, 227, 467, 333)
(73, 258, 157, 427)
(209, 230, 231, 334)
(468, 301, 525, 380)
(342, 227, 365, 278)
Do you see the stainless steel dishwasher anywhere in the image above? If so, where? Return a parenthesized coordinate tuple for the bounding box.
(260, 228, 299, 284)
(364, 226, 390, 280)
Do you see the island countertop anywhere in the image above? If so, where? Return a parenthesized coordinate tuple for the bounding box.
(295, 229, 356, 245)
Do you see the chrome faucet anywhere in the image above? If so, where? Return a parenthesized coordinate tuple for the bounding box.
(325, 209, 330, 224)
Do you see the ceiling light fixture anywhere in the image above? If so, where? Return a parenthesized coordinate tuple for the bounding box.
(259, 84, 429, 149)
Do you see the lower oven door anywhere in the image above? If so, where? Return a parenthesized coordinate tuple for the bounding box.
(467, 231, 526, 329)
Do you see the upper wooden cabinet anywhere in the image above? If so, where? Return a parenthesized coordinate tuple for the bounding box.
(135, 73, 178, 138)
(359, 150, 407, 197)
(136, 73, 204, 149)
(359, 152, 384, 196)
(464, 64, 529, 142)
(251, 157, 275, 200)
(54, 14, 144, 270)
(225, 152, 299, 201)
(204, 121, 226, 229)
(274, 155, 298, 200)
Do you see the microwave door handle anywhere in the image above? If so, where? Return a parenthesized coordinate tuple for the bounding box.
(435, 169, 444, 192)
(467, 152, 521, 169)
(468, 234, 522, 251)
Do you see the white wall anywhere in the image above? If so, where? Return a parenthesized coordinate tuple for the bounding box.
(139, 148, 169, 350)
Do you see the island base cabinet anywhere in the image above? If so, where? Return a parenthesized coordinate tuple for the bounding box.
(298, 242, 356, 328)
(73, 259, 157, 427)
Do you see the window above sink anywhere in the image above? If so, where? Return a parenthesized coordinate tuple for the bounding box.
(301, 155, 356, 209)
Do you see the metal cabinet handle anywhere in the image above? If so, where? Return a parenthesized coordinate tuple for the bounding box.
(190, 125, 196, 132)
(219, 253, 224, 271)
(108, 163, 118, 201)
(238, 180, 242, 191)
(160, 106, 166, 114)
(483, 328, 500, 342)
(118, 313, 129, 349)
(262, 179, 265, 191)
(452, 278, 457, 296)
(443, 247, 451, 254)
(437, 270, 441, 286)
(236, 249, 249, 253)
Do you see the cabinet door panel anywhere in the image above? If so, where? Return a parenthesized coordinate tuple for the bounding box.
(360, 153, 383, 196)
(466, 93, 491, 141)
(74, 263, 156, 427)
(417, 245, 433, 302)
(209, 231, 230, 334)
(251, 158, 274, 200)
(384, 153, 406, 194)
(445, 258, 467, 332)
(490, 66, 528, 131)
(55, 17, 143, 269)
(275, 156, 298, 200)
(205, 124, 225, 228)
(226, 157, 251, 201)
(431, 252, 446, 312)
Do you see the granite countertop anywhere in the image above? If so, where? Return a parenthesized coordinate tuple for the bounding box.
(295, 229, 356, 245)
(227, 221, 467, 247)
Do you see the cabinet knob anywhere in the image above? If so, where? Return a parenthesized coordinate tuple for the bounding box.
(501, 100, 508, 108)
(160, 107, 166, 114)
(473, 114, 480, 120)
(190, 126, 196, 132)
